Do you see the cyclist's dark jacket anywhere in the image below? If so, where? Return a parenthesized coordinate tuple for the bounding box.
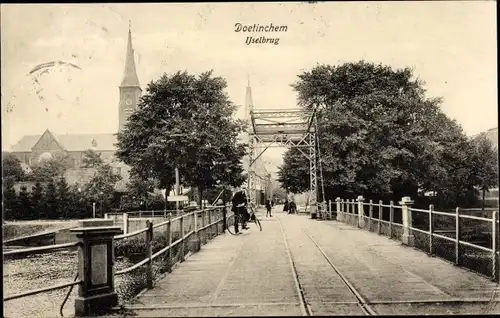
(231, 191, 247, 212)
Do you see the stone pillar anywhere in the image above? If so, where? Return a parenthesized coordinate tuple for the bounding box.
(400, 196, 414, 246)
(357, 196, 365, 228)
(123, 213, 129, 235)
(189, 211, 201, 252)
(70, 225, 123, 317)
(335, 197, 342, 222)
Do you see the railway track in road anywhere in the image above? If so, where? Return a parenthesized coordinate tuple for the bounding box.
(277, 217, 377, 316)
(277, 216, 500, 316)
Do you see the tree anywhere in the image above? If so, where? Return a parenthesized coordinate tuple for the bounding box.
(3, 177, 18, 220)
(126, 168, 157, 201)
(280, 61, 477, 207)
(17, 186, 34, 220)
(471, 133, 498, 209)
(85, 163, 121, 215)
(277, 148, 310, 194)
(116, 70, 247, 207)
(68, 184, 88, 219)
(270, 183, 287, 202)
(30, 153, 72, 182)
(2, 152, 25, 181)
(30, 182, 44, 219)
(56, 177, 72, 218)
(81, 149, 104, 168)
(43, 180, 58, 219)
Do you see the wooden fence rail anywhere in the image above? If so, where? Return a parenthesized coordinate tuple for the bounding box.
(3, 205, 231, 317)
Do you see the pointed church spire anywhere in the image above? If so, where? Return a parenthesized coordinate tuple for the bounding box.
(120, 22, 141, 88)
(243, 74, 254, 136)
(244, 74, 254, 121)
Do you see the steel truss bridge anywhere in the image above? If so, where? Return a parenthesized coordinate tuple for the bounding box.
(246, 107, 325, 215)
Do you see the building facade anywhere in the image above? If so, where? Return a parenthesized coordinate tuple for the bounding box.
(9, 26, 141, 191)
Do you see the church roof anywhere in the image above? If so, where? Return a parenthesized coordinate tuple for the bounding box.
(120, 25, 141, 88)
(54, 133, 118, 151)
(11, 131, 118, 153)
(11, 135, 43, 152)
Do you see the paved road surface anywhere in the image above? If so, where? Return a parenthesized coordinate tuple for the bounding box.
(120, 208, 499, 316)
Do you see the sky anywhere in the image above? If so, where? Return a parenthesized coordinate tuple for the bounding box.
(1, 2, 497, 175)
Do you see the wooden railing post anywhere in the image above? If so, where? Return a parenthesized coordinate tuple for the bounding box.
(208, 208, 212, 238)
(167, 214, 172, 272)
(328, 200, 332, 220)
(194, 210, 198, 236)
(429, 204, 434, 255)
(389, 201, 394, 239)
(180, 215, 185, 262)
(369, 200, 373, 230)
(492, 211, 498, 282)
(222, 200, 227, 233)
(202, 209, 207, 238)
(217, 207, 222, 234)
(455, 207, 460, 265)
(145, 220, 153, 289)
(378, 200, 382, 234)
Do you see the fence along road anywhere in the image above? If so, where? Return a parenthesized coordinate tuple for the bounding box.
(123, 207, 499, 317)
(4, 201, 498, 316)
(3, 206, 229, 317)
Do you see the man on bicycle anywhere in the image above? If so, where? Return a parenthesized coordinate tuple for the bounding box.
(231, 186, 250, 233)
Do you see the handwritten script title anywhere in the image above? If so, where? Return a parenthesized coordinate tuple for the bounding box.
(234, 23, 288, 46)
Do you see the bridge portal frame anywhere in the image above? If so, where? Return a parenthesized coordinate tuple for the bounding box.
(247, 108, 319, 215)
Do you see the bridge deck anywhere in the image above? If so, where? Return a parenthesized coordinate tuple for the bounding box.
(122, 209, 499, 316)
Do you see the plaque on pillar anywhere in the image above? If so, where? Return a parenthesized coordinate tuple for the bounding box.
(91, 244, 108, 285)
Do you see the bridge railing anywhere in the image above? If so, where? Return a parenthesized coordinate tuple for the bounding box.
(333, 196, 499, 282)
(3, 205, 231, 317)
(105, 210, 179, 219)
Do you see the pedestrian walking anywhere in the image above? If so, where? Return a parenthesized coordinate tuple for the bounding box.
(265, 199, 272, 217)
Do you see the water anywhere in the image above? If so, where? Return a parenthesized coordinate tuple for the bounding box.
(3, 250, 139, 318)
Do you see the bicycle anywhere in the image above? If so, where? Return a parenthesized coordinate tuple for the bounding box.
(227, 202, 262, 235)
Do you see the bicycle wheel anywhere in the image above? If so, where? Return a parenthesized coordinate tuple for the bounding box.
(227, 214, 242, 236)
(253, 215, 262, 231)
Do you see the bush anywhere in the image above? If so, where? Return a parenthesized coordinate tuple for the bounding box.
(115, 231, 180, 259)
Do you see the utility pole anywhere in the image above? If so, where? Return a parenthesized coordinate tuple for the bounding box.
(268, 174, 273, 202)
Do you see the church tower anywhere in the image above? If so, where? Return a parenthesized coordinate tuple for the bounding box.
(118, 22, 142, 132)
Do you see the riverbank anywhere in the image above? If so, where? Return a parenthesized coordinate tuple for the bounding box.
(3, 220, 80, 241)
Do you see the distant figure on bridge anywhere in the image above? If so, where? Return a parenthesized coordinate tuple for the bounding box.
(231, 186, 250, 233)
(288, 200, 297, 214)
(265, 199, 272, 217)
(283, 199, 289, 213)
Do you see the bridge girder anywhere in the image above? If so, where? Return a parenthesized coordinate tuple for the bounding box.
(247, 108, 318, 215)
